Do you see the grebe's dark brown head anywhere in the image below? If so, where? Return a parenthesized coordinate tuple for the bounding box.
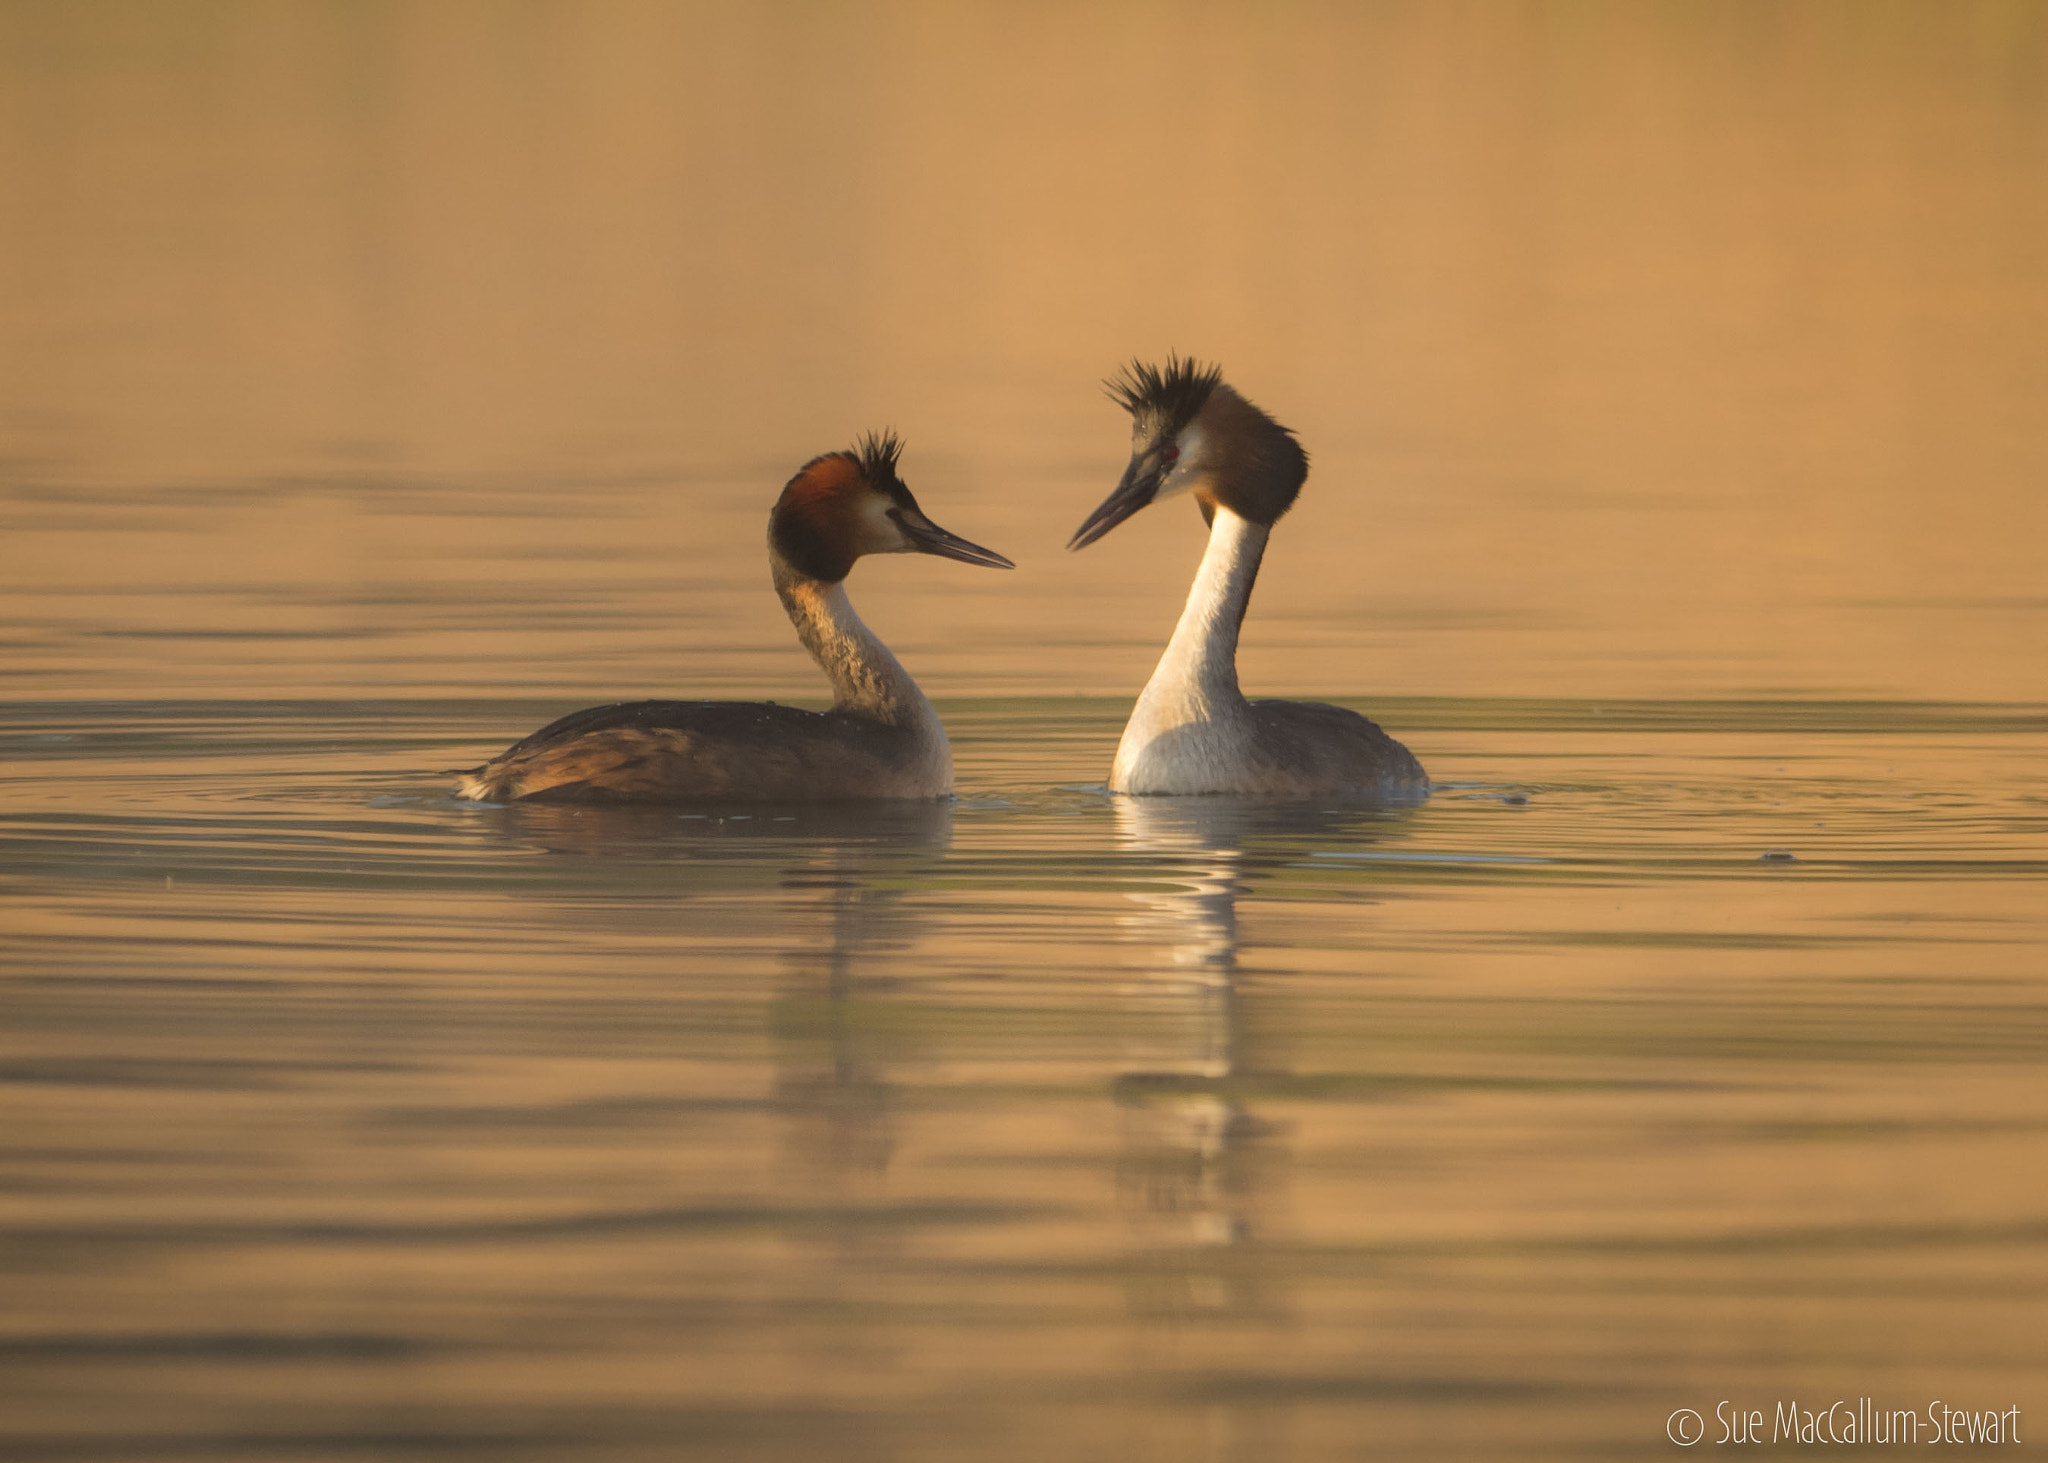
(770, 431, 1014, 583)
(1069, 357, 1309, 550)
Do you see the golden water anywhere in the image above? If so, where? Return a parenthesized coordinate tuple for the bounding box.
(2, 5, 2045, 1460)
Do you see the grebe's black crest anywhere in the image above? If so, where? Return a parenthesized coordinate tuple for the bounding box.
(856, 429, 905, 494)
(1106, 355, 1223, 444)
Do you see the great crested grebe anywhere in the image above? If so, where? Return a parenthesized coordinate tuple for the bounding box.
(456, 433, 1012, 804)
(1069, 358, 1427, 798)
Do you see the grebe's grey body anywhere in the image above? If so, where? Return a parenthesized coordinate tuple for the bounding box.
(1070, 359, 1427, 799)
(456, 434, 1011, 804)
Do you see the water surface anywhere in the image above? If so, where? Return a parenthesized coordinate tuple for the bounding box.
(3, 5, 2046, 1460)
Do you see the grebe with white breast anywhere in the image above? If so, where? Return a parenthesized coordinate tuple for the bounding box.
(457, 433, 1011, 804)
(1069, 358, 1427, 798)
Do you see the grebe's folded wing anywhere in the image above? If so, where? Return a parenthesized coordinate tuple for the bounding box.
(485, 700, 844, 761)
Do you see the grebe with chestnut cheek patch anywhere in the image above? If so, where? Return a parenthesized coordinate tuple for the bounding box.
(1069, 358, 1426, 799)
(456, 433, 1012, 804)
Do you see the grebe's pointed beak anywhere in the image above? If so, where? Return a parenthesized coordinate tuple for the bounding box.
(894, 507, 1015, 569)
(1068, 449, 1169, 550)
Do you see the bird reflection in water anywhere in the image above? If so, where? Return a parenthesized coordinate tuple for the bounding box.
(770, 813, 952, 1209)
(1110, 798, 1405, 1324)
(759, 804, 951, 1385)
(474, 794, 946, 1207)
(469, 798, 951, 1380)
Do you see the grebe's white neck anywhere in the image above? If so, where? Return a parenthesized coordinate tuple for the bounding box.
(773, 558, 945, 740)
(1110, 506, 1269, 792)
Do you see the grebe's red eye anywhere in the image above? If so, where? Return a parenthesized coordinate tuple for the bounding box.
(1162, 446, 1180, 464)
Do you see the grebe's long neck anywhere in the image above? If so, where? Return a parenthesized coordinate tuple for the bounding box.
(1134, 505, 1268, 723)
(773, 557, 943, 735)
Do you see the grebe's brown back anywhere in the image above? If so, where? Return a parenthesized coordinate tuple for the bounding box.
(456, 433, 1011, 804)
(1068, 358, 1426, 799)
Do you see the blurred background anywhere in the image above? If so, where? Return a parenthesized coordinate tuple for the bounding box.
(2, 0, 2044, 705)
